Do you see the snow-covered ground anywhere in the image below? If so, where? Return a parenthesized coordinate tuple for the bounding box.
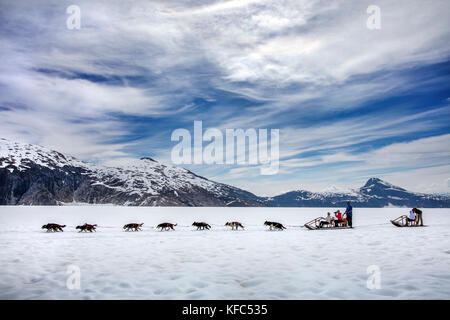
(0, 206, 449, 300)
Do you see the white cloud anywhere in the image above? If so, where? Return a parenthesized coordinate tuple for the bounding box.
(1, 72, 163, 116)
(379, 165, 450, 194)
(219, 134, 450, 196)
(1, 0, 449, 194)
(368, 134, 450, 169)
(277, 106, 450, 161)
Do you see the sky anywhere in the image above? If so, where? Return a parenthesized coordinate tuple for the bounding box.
(0, 0, 449, 196)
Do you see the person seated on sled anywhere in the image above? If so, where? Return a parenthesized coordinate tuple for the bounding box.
(406, 210, 416, 226)
(318, 212, 333, 228)
(334, 210, 344, 227)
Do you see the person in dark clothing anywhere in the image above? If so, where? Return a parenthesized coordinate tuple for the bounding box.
(344, 201, 353, 228)
(412, 208, 423, 226)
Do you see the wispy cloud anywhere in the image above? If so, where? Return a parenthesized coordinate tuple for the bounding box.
(0, 0, 449, 195)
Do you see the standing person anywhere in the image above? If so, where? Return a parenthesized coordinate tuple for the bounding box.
(344, 201, 353, 228)
(412, 208, 423, 226)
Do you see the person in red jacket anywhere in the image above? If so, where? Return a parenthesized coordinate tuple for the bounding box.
(334, 210, 344, 227)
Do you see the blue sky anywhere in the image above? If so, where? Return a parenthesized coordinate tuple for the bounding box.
(0, 0, 449, 195)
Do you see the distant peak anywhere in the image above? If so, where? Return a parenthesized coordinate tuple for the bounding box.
(140, 157, 157, 162)
(293, 189, 310, 193)
(362, 177, 405, 191)
(363, 177, 384, 186)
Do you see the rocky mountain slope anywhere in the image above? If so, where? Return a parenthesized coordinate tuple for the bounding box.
(1, 139, 449, 207)
(0, 139, 263, 206)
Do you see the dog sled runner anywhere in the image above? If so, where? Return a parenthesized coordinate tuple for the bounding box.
(304, 217, 350, 230)
(390, 215, 426, 228)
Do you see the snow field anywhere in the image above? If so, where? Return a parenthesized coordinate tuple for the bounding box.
(0, 206, 449, 299)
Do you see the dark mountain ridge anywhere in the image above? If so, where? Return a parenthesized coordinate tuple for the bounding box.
(1, 139, 449, 207)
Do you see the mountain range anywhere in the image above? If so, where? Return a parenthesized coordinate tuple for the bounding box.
(1, 138, 449, 207)
(263, 178, 449, 207)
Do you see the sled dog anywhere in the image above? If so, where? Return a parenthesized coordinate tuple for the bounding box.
(157, 222, 177, 231)
(192, 222, 211, 230)
(42, 223, 66, 232)
(264, 221, 286, 230)
(123, 223, 143, 231)
(225, 221, 244, 230)
(76, 223, 97, 232)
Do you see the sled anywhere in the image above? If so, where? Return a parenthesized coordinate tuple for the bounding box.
(304, 217, 351, 230)
(390, 215, 426, 228)
(304, 218, 322, 230)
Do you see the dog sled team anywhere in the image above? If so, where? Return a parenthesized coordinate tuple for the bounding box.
(40, 220, 288, 233)
(41, 221, 247, 232)
(41, 203, 426, 233)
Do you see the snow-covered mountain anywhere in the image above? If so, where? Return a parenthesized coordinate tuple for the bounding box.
(264, 178, 450, 208)
(0, 139, 263, 206)
(1, 139, 449, 207)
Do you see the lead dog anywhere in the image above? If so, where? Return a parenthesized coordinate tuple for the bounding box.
(264, 221, 286, 230)
(123, 223, 143, 231)
(76, 223, 97, 232)
(157, 222, 177, 231)
(225, 221, 244, 230)
(42, 223, 66, 232)
(192, 222, 211, 230)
